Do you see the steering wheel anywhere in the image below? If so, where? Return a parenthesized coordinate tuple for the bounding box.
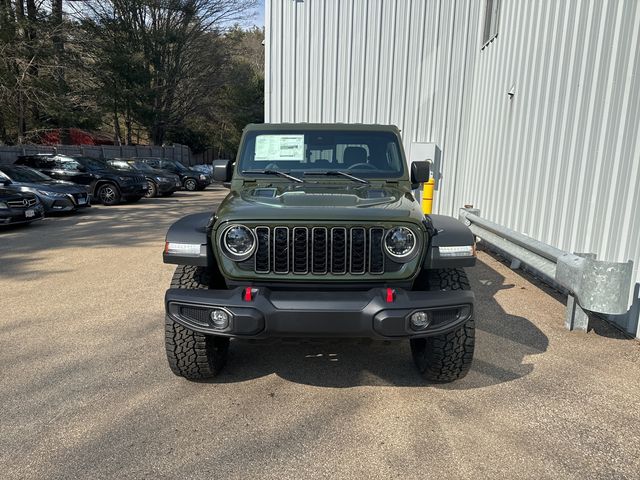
(347, 163, 378, 171)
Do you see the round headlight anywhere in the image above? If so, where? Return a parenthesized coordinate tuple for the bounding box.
(384, 226, 417, 260)
(221, 224, 256, 261)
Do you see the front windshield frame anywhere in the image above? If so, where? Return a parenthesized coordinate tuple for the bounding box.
(237, 129, 406, 180)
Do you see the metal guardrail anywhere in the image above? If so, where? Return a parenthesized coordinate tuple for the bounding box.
(459, 208, 634, 332)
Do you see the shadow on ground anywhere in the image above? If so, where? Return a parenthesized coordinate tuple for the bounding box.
(0, 188, 228, 279)
(207, 256, 549, 389)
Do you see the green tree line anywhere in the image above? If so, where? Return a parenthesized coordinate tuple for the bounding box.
(0, 0, 262, 155)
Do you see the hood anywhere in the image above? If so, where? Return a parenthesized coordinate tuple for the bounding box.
(97, 167, 131, 175)
(91, 166, 140, 178)
(9, 180, 86, 193)
(150, 168, 179, 180)
(215, 182, 425, 224)
(0, 187, 33, 201)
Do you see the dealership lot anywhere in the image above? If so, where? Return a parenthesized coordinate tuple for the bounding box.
(1, 189, 639, 480)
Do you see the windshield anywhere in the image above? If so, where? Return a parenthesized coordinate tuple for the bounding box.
(170, 161, 189, 173)
(131, 161, 157, 173)
(72, 156, 109, 171)
(238, 130, 405, 178)
(1, 166, 52, 182)
(109, 160, 134, 171)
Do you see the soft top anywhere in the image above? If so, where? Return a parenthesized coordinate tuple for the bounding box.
(243, 123, 401, 134)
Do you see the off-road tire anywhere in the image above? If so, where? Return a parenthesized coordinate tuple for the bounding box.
(165, 265, 229, 380)
(410, 268, 475, 382)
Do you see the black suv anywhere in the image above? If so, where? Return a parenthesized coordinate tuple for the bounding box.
(15, 154, 148, 205)
(136, 157, 210, 191)
(106, 159, 182, 198)
(0, 184, 45, 226)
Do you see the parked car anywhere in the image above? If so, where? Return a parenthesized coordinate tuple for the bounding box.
(0, 183, 45, 226)
(0, 165, 90, 213)
(15, 154, 148, 205)
(107, 159, 182, 198)
(135, 157, 211, 191)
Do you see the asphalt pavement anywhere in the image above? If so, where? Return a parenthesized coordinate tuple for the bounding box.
(1, 189, 639, 480)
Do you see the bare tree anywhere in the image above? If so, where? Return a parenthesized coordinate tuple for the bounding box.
(71, 0, 257, 145)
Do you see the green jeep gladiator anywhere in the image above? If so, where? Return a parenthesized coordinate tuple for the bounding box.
(163, 124, 476, 382)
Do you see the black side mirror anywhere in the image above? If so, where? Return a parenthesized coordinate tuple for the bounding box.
(213, 159, 234, 183)
(1, 179, 11, 186)
(411, 161, 431, 188)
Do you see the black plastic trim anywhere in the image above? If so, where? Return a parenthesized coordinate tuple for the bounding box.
(163, 212, 214, 266)
(424, 214, 476, 268)
(165, 286, 474, 339)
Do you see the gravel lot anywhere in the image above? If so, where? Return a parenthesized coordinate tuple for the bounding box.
(1, 189, 639, 480)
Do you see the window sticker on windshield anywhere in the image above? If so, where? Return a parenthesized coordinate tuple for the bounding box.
(255, 135, 304, 161)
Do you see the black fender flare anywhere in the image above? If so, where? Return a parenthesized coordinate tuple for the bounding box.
(163, 212, 215, 266)
(424, 214, 476, 269)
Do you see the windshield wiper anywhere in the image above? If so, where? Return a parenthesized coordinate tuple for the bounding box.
(241, 169, 305, 183)
(304, 170, 370, 184)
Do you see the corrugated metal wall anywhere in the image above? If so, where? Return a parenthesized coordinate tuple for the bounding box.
(265, 0, 481, 214)
(456, 0, 640, 326)
(265, 0, 640, 332)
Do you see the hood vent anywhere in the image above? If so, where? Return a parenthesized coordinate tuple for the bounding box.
(252, 188, 278, 198)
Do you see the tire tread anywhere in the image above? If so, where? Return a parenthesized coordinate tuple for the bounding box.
(165, 265, 228, 380)
(411, 268, 475, 382)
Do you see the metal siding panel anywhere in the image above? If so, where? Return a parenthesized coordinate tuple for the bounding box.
(457, 0, 640, 292)
(267, 0, 640, 292)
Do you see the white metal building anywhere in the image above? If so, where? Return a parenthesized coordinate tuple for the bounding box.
(264, 0, 640, 336)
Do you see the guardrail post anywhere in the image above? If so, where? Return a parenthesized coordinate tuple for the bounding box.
(460, 207, 635, 336)
(565, 295, 589, 332)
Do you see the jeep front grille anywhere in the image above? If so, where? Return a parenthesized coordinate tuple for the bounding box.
(253, 226, 385, 275)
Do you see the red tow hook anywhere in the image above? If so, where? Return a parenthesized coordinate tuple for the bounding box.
(385, 288, 395, 303)
(244, 287, 253, 302)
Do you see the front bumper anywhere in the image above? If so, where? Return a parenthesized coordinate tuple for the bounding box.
(0, 204, 45, 225)
(158, 181, 179, 194)
(39, 193, 91, 212)
(120, 182, 148, 197)
(165, 287, 474, 339)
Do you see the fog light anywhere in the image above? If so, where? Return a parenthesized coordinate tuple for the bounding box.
(458, 305, 472, 319)
(210, 309, 230, 329)
(410, 311, 432, 330)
